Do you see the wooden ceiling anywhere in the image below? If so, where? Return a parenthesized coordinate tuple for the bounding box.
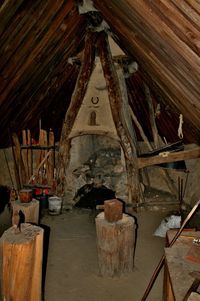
(0, 0, 200, 147)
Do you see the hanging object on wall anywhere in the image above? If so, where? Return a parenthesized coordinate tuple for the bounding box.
(178, 114, 184, 139)
(91, 96, 99, 105)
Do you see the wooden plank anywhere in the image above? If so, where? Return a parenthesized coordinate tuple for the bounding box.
(12, 133, 27, 186)
(21, 130, 29, 182)
(0, 1, 75, 104)
(27, 129, 32, 178)
(0, 0, 25, 36)
(47, 129, 55, 184)
(138, 147, 200, 169)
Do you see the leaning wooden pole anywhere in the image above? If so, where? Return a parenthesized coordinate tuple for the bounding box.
(97, 31, 141, 204)
(56, 31, 98, 197)
(144, 84, 178, 196)
(0, 223, 43, 301)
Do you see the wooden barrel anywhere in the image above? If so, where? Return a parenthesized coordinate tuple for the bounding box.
(95, 212, 136, 277)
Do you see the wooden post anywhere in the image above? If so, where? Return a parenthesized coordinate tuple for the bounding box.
(95, 212, 135, 277)
(144, 84, 178, 196)
(27, 129, 32, 178)
(0, 223, 43, 301)
(47, 129, 54, 185)
(22, 129, 29, 182)
(12, 199, 40, 225)
(56, 31, 98, 196)
(97, 31, 141, 204)
(12, 132, 27, 186)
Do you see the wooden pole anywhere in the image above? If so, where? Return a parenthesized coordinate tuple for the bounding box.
(97, 31, 141, 204)
(129, 105, 153, 151)
(144, 83, 178, 196)
(0, 223, 43, 301)
(27, 129, 32, 178)
(21, 129, 29, 183)
(48, 129, 54, 185)
(12, 132, 27, 186)
(56, 31, 98, 196)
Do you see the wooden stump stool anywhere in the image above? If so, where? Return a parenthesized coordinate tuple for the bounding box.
(12, 199, 39, 226)
(95, 212, 136, 277)
(0, 223, 44, 301)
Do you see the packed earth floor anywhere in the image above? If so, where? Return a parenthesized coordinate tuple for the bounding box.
(43, 208, 169, 301)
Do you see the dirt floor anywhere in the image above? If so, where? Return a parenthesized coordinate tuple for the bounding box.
(42, 208, 170, 301)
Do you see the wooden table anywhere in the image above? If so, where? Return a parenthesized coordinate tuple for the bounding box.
(164, 230, 200, 301)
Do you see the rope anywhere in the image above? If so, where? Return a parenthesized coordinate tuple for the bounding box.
(178, 114, 184, 139)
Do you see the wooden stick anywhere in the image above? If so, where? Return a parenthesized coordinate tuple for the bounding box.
(28, 150, 52, 184)
(47, 129, 54, 184)
(12, 132, 27, 186)
(21, 130, 28, 182)
(129, 105, 153, 151)
(27, 129, 32, 178)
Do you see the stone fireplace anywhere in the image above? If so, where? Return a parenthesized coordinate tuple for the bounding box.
(57, 32, 140, 206)
(64, 134, 128, 208)
(63, 58, 129, 207)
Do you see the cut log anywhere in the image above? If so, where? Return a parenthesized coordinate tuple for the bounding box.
(12, 199, 39, 225)
(95, 212, 136, 277)
(0, 223, 43, 301)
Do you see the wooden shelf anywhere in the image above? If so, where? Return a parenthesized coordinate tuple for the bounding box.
(21, 145, 56, 150)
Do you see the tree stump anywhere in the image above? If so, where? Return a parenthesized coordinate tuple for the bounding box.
(95, 212, 136, 277)
(12, 199, 39, 225)
(0, 223, 44, 301)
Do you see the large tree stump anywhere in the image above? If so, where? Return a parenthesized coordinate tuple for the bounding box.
(0, 223, 44, 301)
(12, 199, 39, 225)
(95, 212, 136, 277)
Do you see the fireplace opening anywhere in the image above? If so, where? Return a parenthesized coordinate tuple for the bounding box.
(73, 183, 115, 209)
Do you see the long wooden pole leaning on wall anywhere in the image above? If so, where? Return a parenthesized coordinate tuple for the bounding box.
(56, 31, 98, 196)
(97, 31, 141, 204)
(144, 84, 178, 197)
(12, 132, 27, 187)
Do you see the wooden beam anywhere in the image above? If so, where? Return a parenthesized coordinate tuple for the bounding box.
(97, 31, 141, 203)
(56, 31, 98, 196)
(138, 147, 200, 169)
